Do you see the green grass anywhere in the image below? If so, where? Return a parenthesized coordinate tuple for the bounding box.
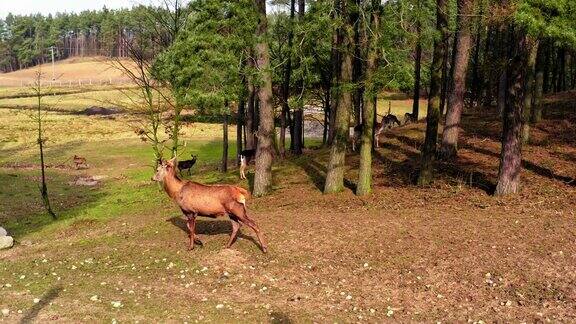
(0, 131, 268, 322)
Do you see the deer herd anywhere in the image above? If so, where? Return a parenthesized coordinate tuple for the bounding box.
(150, 111, 411, 254)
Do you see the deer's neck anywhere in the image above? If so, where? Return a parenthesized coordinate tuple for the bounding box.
(163, 171, 184, 200)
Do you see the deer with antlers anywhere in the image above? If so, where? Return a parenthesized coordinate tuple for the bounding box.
(152, 158, 267, 253)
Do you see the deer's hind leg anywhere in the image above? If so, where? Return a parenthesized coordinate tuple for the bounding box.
(228, 202, 267, 253)
(226, 216, 241, 249)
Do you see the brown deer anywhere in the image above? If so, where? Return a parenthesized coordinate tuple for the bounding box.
(152, 158, 267, 253)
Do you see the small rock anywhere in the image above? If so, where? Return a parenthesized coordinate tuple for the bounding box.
(0, 236, 14, 250)
(1, 308, 9, 316)
(0, 227, 7, 237)
(111, 301, 123, 308)
(33, 298, 40, 304)
(90, 295, 99, 302)
(215, 304, 224, 309)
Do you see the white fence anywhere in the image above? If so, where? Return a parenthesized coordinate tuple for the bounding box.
(0, 77, 133, 88)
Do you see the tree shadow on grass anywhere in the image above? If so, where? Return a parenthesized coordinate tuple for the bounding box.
(461, 143, 576, 187)
(167, 216, 260, 249)
(0, 168, 106, 237)
(291, 155, 355, 192)
(20, 285, 62, 323)
(373, 143, 496, 194)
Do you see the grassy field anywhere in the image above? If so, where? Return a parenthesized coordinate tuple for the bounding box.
(1, 86, 575, 322)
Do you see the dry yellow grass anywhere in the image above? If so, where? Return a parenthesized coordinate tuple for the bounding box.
(0, 88, 135, 111)
(0, 107, 233, 153)
(0, 57, 136, 86)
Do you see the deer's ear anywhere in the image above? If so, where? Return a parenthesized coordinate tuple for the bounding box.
(167, 157, 177, 166)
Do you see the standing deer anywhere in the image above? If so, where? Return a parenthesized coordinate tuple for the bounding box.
(177, 154, 197, 175)
(152, 157, 267, 252)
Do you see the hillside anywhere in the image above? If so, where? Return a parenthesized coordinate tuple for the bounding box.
(0, 57, 135, 87)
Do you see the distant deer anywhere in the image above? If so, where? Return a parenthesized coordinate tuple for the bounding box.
(177, 154, 197, 175)
(403, 112, 416, 125)
(374, 114, 401, 148)
(238, 149, 256, 180)
(152, 158, 267, 252)
(73, 155, 87, 169)
(350, 124, 363, 151)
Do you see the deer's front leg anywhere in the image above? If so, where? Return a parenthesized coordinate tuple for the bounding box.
(186, 214, 198, 250)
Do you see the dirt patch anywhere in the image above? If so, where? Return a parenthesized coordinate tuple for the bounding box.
(81, 106, 121, 116)
(203, 249, 249, 272)
(0, 162, 70, 170)
(68, 175, 107, 186)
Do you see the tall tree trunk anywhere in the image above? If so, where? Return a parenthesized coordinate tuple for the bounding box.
(171, 101, 183, 158)
(328, 1, 341, 145)
(495, 29, 529, 196)
(323, 88, 330, 144)
(412, 0, 423, 119)
(292, 109, 303, 154)
(470, 0, 484, 106)
(280, 0, 296, 158)
(246, 70, 256, 150)
(37, 90, 56, 219)
(352, 0, 363, 127)
(542, 42, 551, 94)
(558, 47, 566, 91)
(253, 0, 274, 196)
(417, 0, 448, 186)
(563, 50, 571, 91)
(357, 0, 380, 196)
(222, 114, 229, 172)
(521, 38, 538, 144)
(482, 25, 495, 106)
(552, 47, 561, 93)
(440, 34, 451, 116)
(496, 18, 509, 116)
(571, 50, 576, 89)
(292, 0, 306, 155)
(324, 0, 354, 194)
(439, 0, 474, 160)
(531, 42, 545, 123)
(237, 97, 245, 166)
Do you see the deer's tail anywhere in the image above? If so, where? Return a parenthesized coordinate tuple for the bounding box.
(235, 186, 251, 205)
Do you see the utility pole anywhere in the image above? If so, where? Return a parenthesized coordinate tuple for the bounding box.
(50, 46, 55, 80)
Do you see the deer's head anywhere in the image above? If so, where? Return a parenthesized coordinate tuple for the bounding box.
(152, 157, 176, 182)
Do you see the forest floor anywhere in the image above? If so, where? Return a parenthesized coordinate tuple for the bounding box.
(0, 91, 575, 322)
